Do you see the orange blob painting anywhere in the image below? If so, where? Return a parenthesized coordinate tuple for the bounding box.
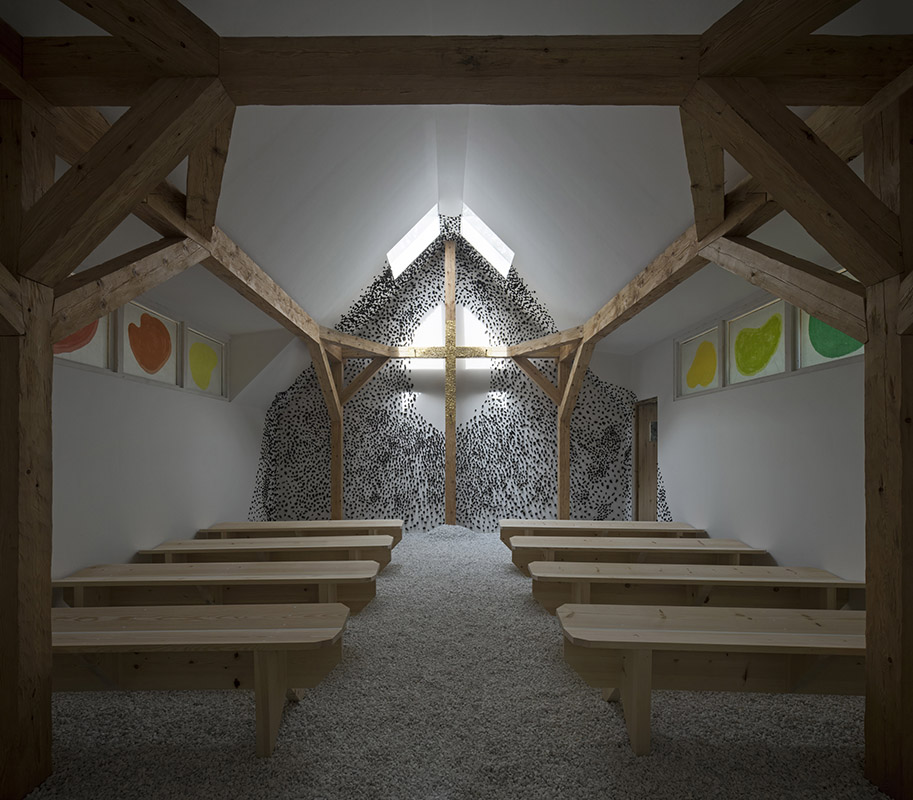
(53, 319, 98, 354)
(128, 313, 172, 374)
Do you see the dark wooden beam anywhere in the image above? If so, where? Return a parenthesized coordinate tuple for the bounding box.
(59, 0, 219, 75)
(679, 108, 725, 239)
(0, 262, 23, 335)
(19, 76, 233, 287)
(20, 34, 913, 107)
(186, 108, 235, 238)
(51, 237, 206, 341)
(682, 76, 903, 285)
(701, 236, 867, 342)
(699, 0, 860, 75)
(862, 88, 913, 800)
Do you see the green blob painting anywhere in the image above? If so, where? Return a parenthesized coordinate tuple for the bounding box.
(809, 316, 863, 359)
(189, 341, 218, 390)
(734, 313, 782, 376)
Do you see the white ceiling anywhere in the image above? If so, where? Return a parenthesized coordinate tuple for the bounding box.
(4, 0, 911, 353)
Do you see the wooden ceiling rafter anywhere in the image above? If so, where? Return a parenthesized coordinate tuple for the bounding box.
(700, 236, 867, 342)
(51, 237, 207, 342)
(18, 33, 913, 107)
(678, 108, 725, 240)
(340, 357, 390, 404)
(0, 261, 24, 334)
(512, 356, 562, 404)
(186, 108, 235, 239)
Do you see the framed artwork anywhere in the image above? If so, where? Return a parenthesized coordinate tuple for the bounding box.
(185, 328, 225, 396)
(727, 300, 786, 385)
(678, 326, 720, 397)
(54, 314, 110, 369)
(798, 310, 864, 368)
(123, 302, 179, 385)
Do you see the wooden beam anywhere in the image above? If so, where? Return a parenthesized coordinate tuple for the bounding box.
(513, 356, 561, 404)
(556, 340, 596, 518)
(329, 358, 343, 520)
(340, 357, 389, 404)
(679, 108, 724, 239)
(0, 261, 23, 335)
(863, 63, 913, 122)
(862, 88, 913, 800)
(584, 192, 768, 344)
(20, 76, 234, 287)
(698, 0, 861, 76)
(507, 327, 583, 358)
(307, 340, 342, 425)
(0, 95, 55, 800)
(444, 240, 457, 525)
(900, 272, 913, 336)
(59, 0, 220, 75)
(681, 77, 903, 285)
(319, 327, 399, 359)
(202, 228, 320, 343)
(700, 236, 867, 342)
(23, 34, 913, 107)
(186, 108, 235, 238)
(51, 238, 206, 342)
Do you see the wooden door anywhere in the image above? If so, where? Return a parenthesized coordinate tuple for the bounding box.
(634, 398, 658, 521)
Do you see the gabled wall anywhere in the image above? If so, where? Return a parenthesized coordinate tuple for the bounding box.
(51, 338, 309, 578)
(631, 337, 865, 580)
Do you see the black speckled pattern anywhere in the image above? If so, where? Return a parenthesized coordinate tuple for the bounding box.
(250, 221, 671, 529)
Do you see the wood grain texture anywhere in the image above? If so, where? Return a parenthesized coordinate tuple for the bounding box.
(499, 519, 704, 547)
(51, 237, 206, 341)
(864, 63, 913, 122)
(0, 261, 23, 335)
(634, 399, 658, 522)
(186, 108, 235, 237)
(0, 280, 54, 800)
(200, 519, 402, 545)
(698, 0, 860, 76)
(701, 236, 867, 342)
(900, 271, 913, 336)
(20, 76, 233, 287)
(512, 356, 561, 404)
(681, 77, 902, 285)
(679, 108, 724, 239)
(59, 0, 219, 75)
(506, 327, 583, 358)
(862, 90, 913, 797)
(306, 340, 342, 423)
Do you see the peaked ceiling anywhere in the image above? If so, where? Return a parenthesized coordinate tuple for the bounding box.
(4, 0, 911, 355)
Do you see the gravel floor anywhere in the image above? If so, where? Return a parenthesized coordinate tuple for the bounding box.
(32, 525, 883, 800)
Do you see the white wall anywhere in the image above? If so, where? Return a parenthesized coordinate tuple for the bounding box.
(51, 349, 305, 578)
(631, 340, 865, 580)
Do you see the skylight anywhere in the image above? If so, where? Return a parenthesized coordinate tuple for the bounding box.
(387, 205, 440, 278)
(460, 204, 514, 277)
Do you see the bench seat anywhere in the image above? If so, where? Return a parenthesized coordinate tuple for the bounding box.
(530, 562, 864, 613)
(558, 603, 865, 755)
(509, 536, 768, 574)
(136, 534, 395, 571)
(55, 560, 380, 613)
(52, 603, 349, 757)
(500, 519, 705, 548)
(198, 518, 403, 546)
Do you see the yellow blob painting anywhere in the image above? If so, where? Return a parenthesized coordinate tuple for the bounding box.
(189, 341, 219, 391)
(686, 340, 717, 389)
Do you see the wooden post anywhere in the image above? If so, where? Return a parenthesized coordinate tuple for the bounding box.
(444, 240, 457, 524)
(557, 417, 570, 519)
(862, 90, 913, 800)
(634, 398, 658, 521)
(0, 99, 56, 800)
(330, 357, 343, 519)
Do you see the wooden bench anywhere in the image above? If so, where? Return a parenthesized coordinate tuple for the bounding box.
(500, 519, 705, 548)
(529, 562, 865, 614)
(55, 560, 380, 614)
(558, 604, 865, 755)
(52, 603, 349, 757)
(199, 518, 403, 546)
(136, 535, 395, 571)
(509, 536, 769, 574)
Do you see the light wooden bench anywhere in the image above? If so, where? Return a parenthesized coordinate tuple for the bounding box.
(55, 560, 380, 614)
(199, 519, 403, 546)
(52, 603, 349, 757)
(529, 562, 865, 614)
(136, 535, 395, 571)
(509, 536, 769, 574)
(500, 519, 705, 548)
(558, 604, 865, 755)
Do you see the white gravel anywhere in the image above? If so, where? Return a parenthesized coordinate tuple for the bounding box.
(31, 525, 884, 800)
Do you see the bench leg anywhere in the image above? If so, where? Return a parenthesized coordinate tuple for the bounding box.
(601, 687, 621, 702)
(254, 650, 288, 757)
(621, 649, 652, 756)
(318, 583, 338, 603)
(571, 581, 591, 604)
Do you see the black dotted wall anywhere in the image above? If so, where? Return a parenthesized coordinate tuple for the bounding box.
(249, 223, 671, 530)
